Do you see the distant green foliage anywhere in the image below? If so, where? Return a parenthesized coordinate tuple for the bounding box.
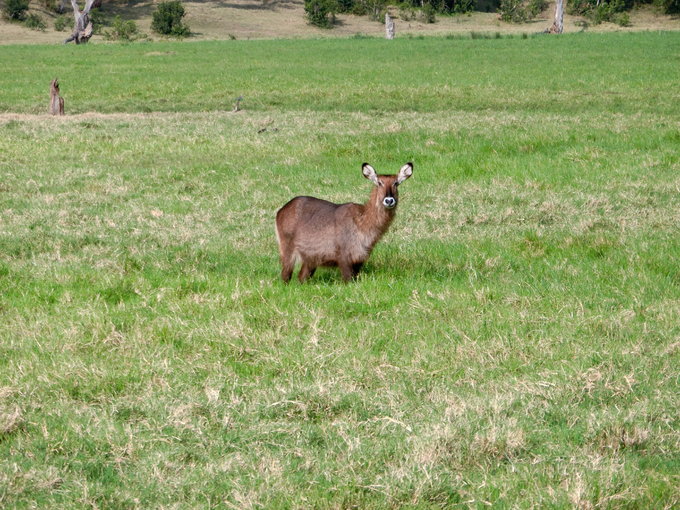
(3, 0, 29, 20)
(498, 0, 528, 21)
(24, 12, 46, 30)
(304, 0, 338, 27)
(421, 2, 437, 22)
(104, 16, 143, 41)
(338, 0, 473, 18)
(656, 0, 680, 13)
(399, 5, 417, 20)
(569, 0, 633, 25)
(88, 8, 106, 34)
(152, 1, 190, 37)
(526, 0, 547, 16)
(498, 0, 544, 22)
(54, 14, 70, 31)
(336, 0, 383, 16)
(39, 0, 62, 14)
(404, 0, 474, 12)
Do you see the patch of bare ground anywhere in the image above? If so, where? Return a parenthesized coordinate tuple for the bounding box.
(1, 1, 678, 44)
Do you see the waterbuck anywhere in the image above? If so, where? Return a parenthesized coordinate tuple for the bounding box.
(275, 162, 413, 283)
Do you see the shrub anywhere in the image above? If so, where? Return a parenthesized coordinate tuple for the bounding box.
(54, 14, 70, 31)
(88, 7, 106, 34)
(452, 0, 474, 13)
(569, 0, 634, 24)
(344, 0, 385, 17)
(336, 0, 354, 12)
(656, 0, 680, 13)
(401, 0, 473, 13)
(40, 0, 63, 13)
(526, 0, 547, 16)
(399, 5, 416, 20)
(151, 0, 190, 37)
(498, 0, 528, 22)
(613, 11, 630, 25)
(304, 0, 338, 27)
(24, 12, 47, 30)
(421, 2, 437, 22)
(104, 16, 143, 41)
(3, 0, 29, 20)
(367, 0, 387, 21)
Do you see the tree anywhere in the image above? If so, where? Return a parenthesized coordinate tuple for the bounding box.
(151, 1, 190, 37)
(64, 0, 96, 44)
(545, 0, 564, 33)
(3, 0, 29, 20)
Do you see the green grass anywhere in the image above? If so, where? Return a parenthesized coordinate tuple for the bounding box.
(1, 32, 679, 508)
(1, 32, 679, 115)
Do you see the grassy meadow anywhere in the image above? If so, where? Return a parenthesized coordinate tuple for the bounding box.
(1, 32, 679, 507)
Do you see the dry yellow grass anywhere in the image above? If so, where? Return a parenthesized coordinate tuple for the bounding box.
(1, 0, 678, 45)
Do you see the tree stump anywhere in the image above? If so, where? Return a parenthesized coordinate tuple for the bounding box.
(385, 13, 395, 39)
(50, 79, 65, 116)
(64, 0, 95, 44)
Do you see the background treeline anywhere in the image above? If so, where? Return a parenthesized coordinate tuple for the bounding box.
(306, 0, 679, 28)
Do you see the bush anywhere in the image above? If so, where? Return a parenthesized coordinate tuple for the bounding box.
(104, 16, 143, 41)
(421, 2, 437, 22)
(656, 0, 680, 13)
(54, 14, 70, 31)
(88, 7, 106, 34)
(399, 5, 416, 20)
(40, 0, 63, 13)
(24, 12, 47, 30)
(340, 0, 385, 17)
(569, 0, 634, 24)
(3, 0, 29, 20)
(151, 0, 190, 37)
(367, 0, 387, 21)
(401, 0, 473, 13)
(526, 0, 547, 16)
(613, 10, 630, 25)
(452, 0, 474, 13)
(304, 0, 338, 27)
(498, 0, 528, 22)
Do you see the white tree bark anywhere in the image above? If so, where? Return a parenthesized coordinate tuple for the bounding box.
(546, 0, 564, 34)
(385, 13, 395, 39)
(64, 0, 96, 44)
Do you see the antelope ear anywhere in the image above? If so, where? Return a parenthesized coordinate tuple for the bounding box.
(362, 163, 380, 186)
(396, 162, 413, 185)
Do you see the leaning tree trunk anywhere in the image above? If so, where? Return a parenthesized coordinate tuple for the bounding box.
(546, 0, 564, 34)
(64, 0, 96, 44)
(49, 79, 65, 115)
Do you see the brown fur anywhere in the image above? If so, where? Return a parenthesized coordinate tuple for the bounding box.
(275, 163, 413, 283)
(49, 79, 64, 116)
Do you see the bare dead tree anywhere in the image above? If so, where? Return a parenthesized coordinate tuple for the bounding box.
(64, 0, 96, 44)
(50, 79, 65, 116)
(546, 0, 564, 33)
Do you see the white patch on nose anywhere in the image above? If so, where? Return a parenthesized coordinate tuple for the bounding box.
(383, 197, 396, 208)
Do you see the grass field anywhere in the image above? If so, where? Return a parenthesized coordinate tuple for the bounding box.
(1, 32, 679, 508)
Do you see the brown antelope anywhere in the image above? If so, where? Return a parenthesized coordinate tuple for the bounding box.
(275, 162, 413, 283)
